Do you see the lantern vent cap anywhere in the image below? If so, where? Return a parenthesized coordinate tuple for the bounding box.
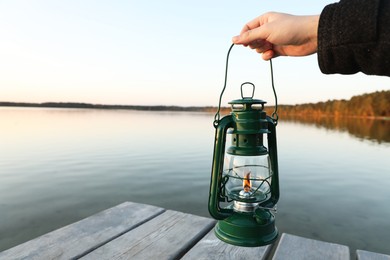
(228, 98, 267, 105)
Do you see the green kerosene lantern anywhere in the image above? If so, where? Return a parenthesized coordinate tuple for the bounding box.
(208, 44, 280, 247)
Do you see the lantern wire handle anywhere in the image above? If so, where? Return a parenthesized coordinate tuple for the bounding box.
(269, 59, 279, 125)
(213, 43, 234, 128)
(213, 43, 279, 128)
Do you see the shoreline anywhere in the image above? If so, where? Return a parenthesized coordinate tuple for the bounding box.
(1, 101, 388, 120)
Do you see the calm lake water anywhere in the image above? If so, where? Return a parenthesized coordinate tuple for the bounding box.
(1, 107, 389, 255)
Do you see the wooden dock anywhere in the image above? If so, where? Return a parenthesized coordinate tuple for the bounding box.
(1, 201, 389, 260)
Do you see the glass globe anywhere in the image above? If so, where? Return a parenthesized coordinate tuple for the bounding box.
(223, 154, 272, 203)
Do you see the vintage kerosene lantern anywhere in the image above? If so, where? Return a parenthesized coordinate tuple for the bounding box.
(208, 44, 280, 247)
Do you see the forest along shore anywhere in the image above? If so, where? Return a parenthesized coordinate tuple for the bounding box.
(1, 90, 389, 119)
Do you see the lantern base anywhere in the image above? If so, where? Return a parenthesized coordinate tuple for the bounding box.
(214, 208, 278, 247)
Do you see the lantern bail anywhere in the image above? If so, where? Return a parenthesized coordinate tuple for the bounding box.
(213, 44, 279, 128)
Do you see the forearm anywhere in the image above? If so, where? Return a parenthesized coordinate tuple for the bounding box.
(318, 0, 390, 76)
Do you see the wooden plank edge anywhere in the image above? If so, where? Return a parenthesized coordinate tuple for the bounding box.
(263, 236, 279, 260)
(73, 207, 166, 259)
(356, 249, 390, 260)
(0, 202, 166, 259)
(171, 219, 216, 260)
(272, 233, 350, 260)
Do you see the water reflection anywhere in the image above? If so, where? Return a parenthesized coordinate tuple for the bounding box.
(282, 116, 390, 144)
(0, 108, 389, 256)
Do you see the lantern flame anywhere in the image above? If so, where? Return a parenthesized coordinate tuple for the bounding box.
(243, 172, 251, 192)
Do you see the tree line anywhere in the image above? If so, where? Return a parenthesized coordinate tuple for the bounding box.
(0, 101, 213, 112)
(1, 90, 388, 118)
(263, 90, 389, 118)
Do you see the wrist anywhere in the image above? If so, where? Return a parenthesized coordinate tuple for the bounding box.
(306, 15, 319, 51)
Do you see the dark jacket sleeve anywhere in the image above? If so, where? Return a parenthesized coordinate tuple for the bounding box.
(318, 0, 390, 76)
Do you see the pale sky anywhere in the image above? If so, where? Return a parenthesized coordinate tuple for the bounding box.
(1, 0, 389, 106)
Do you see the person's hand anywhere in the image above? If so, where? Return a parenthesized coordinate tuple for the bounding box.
(232, 12, 319, 60)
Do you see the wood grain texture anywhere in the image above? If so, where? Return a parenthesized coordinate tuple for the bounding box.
(0, 202, 164, 260)
(272, 233, 350, 260)
(356, 250, 390, 260)
(4, 200, 388, 260)
(181, 228, 272, 260)
(81, 210, 216, 260)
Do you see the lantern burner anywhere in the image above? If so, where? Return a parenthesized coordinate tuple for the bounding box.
(233, 201, 258, 213)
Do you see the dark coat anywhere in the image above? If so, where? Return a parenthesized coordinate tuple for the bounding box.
(318, 0, 390, 76)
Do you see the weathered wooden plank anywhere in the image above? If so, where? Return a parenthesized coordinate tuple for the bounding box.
(272, 233, 350, 260)
(81, 210, 216, 260)
(357, 249, 390, 260)
(0, 202, 165, 260)
(181, 228, 272, 260)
